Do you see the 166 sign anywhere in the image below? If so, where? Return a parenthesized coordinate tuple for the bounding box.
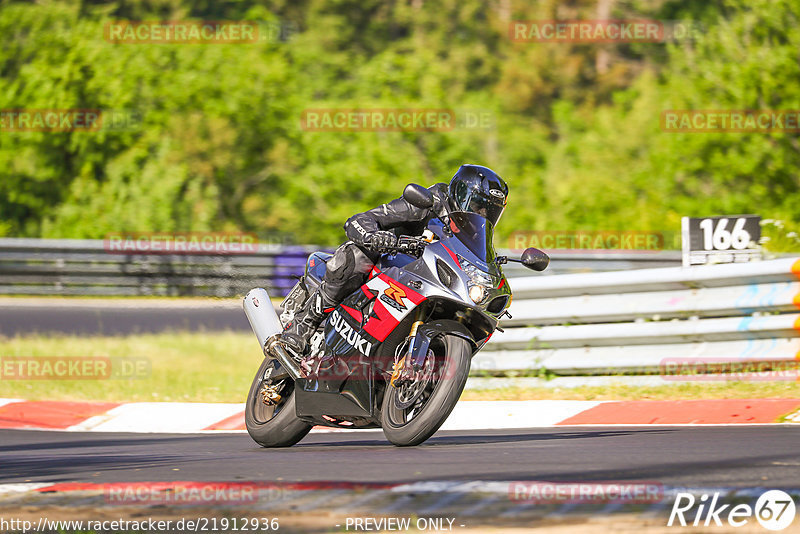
(681, 215, 761, 266)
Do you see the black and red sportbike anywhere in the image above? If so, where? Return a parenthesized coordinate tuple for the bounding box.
(242, 184, 548, 447)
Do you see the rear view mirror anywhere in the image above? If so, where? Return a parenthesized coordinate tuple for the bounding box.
(521, 247, 550, 271)
(403, 184, 434, 210)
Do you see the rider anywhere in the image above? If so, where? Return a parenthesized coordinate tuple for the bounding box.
(279, 164, 509, 358)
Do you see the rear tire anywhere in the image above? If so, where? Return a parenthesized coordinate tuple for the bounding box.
(381, 335, 471, 446)
(245, 358, 311, 448)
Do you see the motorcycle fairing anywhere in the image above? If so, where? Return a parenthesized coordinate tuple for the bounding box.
(305, 251, 332, 286)
(295, 306, 375, 418)
(362, 269, 426, 342)
(294, 269, 426, 424)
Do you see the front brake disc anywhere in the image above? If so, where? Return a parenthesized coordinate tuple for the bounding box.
(393, 354, 435, 410)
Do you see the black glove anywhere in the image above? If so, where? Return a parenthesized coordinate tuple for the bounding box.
(367, 230, 397, 252)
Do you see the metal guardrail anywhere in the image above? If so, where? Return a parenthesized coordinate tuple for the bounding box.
(500, 250, 681, 277)
(477, 257, 800, 376)
(0, 238, 320, 297)
(0, 238, 681, 297)
(1, 239, 797, 381)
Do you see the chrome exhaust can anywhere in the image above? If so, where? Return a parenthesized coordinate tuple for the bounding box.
(243, 288, 283, 351)
(243, 288, 303, 380)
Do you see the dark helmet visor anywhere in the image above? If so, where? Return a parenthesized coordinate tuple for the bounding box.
(467, 193, 505, 226)
(454, 188, 505, 226)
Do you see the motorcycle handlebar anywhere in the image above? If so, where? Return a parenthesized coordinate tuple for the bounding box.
(395, 235, 428, 254)
(372, 235, 428, 255)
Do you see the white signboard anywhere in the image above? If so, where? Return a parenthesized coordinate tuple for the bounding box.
(681, 215, 762, 267)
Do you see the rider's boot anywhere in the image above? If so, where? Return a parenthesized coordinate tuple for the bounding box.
(279, 288, 335, 369)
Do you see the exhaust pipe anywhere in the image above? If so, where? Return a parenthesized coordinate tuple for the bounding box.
(243, 288, 303, 380)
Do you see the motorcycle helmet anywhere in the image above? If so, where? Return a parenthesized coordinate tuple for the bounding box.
(448, 164, 508, 226)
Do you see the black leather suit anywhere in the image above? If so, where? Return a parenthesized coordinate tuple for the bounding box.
(318, 183, 450, 304)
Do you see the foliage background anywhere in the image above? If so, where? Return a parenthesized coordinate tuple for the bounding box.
(1, 0, 799, 249)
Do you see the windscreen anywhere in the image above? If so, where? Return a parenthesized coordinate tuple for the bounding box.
(449, 211, 496, 263)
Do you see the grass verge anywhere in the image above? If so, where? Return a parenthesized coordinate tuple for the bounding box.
(1, 332, 799, 403)
(0, 332, 259, 403)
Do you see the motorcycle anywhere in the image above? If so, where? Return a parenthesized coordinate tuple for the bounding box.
(242, 184, 549, 447)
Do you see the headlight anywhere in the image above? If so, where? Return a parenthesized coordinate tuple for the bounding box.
(469, 284, 486, 303)
(458, 254, 493, 303)
(457, 254, 494, 286)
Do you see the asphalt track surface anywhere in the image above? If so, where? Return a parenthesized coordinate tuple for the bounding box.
(3, 426, 800, 488)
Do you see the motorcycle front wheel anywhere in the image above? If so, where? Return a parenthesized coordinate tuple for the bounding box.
(245, 358, 311, 448)
(380, 334, 471, 446)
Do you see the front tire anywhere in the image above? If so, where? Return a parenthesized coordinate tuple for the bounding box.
(381, 334, 471, 446)
(245, 358, 311, 448)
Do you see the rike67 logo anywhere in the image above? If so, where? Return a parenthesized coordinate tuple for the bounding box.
(668, 490, 796, 530)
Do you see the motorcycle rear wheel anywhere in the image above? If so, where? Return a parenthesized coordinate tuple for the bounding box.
(245, 358, 311, 448)
(381, 334, 471, 446)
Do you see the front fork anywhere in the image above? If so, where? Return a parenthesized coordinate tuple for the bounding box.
(391, 317, 432, 386)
